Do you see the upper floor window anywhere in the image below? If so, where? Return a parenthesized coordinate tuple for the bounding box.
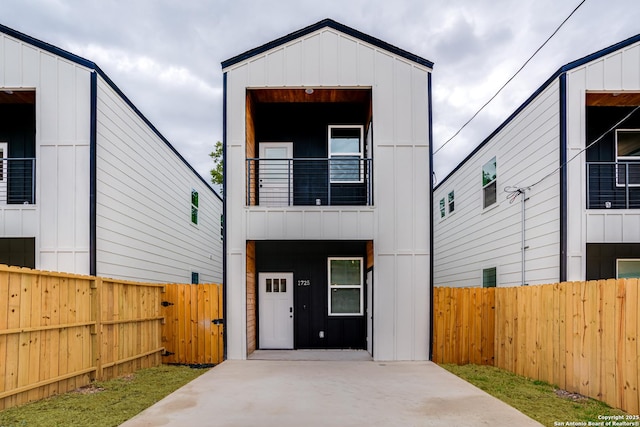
(616, 130, 640, 186)
(329, 125, 364, 183)
(482, 157, 497, 208)
(448, 190, 455, 213)
(439, 198, 446, 218)
(191, 189, 199, 225)
(439, 190, 455, 219)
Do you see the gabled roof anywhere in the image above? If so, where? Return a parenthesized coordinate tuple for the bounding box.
(0, 22, 220, 199)
(436, 32, 640, 190)
(221, 18, 434, 70)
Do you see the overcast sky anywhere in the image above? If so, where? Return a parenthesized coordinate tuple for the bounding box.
(1, 0, 639, 185)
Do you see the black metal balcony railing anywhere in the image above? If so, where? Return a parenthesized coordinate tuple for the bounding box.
(246, 158, 373, 206)
(587, 161, 640, 209)
(0, 158, 36, 204)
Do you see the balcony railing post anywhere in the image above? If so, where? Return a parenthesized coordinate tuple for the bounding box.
(586, 162, 590, 209)
(327, 158, 332, 206)
(626, 162, 630, 209)
(288, 159, 292, 206)
(31, 158, 36, 204)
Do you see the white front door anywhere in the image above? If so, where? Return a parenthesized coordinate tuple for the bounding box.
(259, 142, 293, 206)
(259, 272, 294, 349)
(0, 143, 7, 204)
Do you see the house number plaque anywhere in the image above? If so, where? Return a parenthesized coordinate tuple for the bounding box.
(297, 280, 311, 287)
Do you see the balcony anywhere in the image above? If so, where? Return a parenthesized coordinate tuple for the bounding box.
(0, 158, 36, 204)
(246, 157, 372, 207)
(587, 161, 640, 209)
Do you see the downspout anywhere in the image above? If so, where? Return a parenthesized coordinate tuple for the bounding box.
(89, 71, 97, 276)
(521, 189, 528, 286)
(222, 72, 228, 360)
(428, 72, 434, 361)
(559, 73, 568, 282)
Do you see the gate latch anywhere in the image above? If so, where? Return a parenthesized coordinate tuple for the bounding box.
(212, 319, 224, 325)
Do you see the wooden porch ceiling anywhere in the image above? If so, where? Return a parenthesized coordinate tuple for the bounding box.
(586, 92, 640, 107)
(0, 90, 35, 104)
(248, 88, 371, 104)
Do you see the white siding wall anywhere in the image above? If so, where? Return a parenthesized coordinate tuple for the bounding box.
(0, 33, 91, 274)
(96, 76, 222, 284)
(224, 27, 431, 360)
(566, 41, 640, 280)
(434, 81, 561, 288)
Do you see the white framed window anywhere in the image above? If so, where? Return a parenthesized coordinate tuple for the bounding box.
(329, 125, 364, 183)
(191, 189, 199, 225)
(615, 129, 640, 186)
(328, 257, 364, 316)
(439, 198, 446, 218)
(448, 190, 455, 213)
(616, 259, 640, 279)
(482, 157, 497, 208)
(482, 267, 497, 288)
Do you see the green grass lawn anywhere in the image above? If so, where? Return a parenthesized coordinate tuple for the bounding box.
(0, 365, 210, 427)
(440, 363, 630, 427)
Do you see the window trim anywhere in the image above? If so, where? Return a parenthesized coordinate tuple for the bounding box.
(482, 157, 497, 209)
(439, 197, 446, 218)
(482, 266, 497, 288)
(327, 257, 364, 316)
(616, 258, 640, 279)
(447, 190, 455, 214)
(328, 125, 364, 184)
(191, 188, 199, 225)
(615, 129, 640, 187)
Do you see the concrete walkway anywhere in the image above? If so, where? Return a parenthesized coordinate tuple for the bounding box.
(120, 355, 542, 427)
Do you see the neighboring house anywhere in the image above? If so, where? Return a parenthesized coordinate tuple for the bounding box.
(434, 34, 640, 288)
(0, 23, 223, 284)
(222, 19, 433, 360)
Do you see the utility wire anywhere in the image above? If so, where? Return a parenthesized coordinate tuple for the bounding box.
(523, 104, 640, 190)
(433, 0, 588, 156)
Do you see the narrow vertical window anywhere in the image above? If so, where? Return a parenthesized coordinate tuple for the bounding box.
(482, 267, 497, 288)
(439, 198, 446, 218)
(482, 157, 497, 208)
(191, 189, 199, 224)
(329, 125, 364, 183)
(191, 272, 199, 284)
(448, 190, 455, 213)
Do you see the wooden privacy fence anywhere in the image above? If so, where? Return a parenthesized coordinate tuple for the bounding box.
(161, 283, 224, 365)
(0, 265, 225, 411)
(433, 280, 640, 415)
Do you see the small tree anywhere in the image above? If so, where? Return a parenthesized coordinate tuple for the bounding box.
(209, 141, 223, 187)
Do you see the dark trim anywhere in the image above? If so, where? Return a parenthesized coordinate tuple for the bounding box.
(428, 72, 434, 361)
(435, 32, 640, 190)
(90, 72, 98, 276)
(221, 72, 228, 360)
(559, 74, 567, 282)
(221, 18, 434, 70)
(0, 22, 220, 201)
(0, 23, 95, 69)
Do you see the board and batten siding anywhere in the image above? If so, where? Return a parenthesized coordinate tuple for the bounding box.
(434, 80, 561, 288)
(224, 25, 431, 360)
(0, 32, 92, 274)
(566, 40, 640, 281)
(95, 75, 222, 284)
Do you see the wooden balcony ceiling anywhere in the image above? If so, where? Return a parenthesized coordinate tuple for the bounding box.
(0, 90, 35, 104)
(586, 92, 640, 107)
(249, 88, 371, 104)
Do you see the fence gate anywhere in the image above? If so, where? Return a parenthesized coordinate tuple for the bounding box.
(161, 283, 224, 365)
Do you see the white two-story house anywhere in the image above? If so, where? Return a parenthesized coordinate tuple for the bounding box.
(222, 19, 433, 360)
(434, 33, 640, 287)
(0, 23, 222, 284)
